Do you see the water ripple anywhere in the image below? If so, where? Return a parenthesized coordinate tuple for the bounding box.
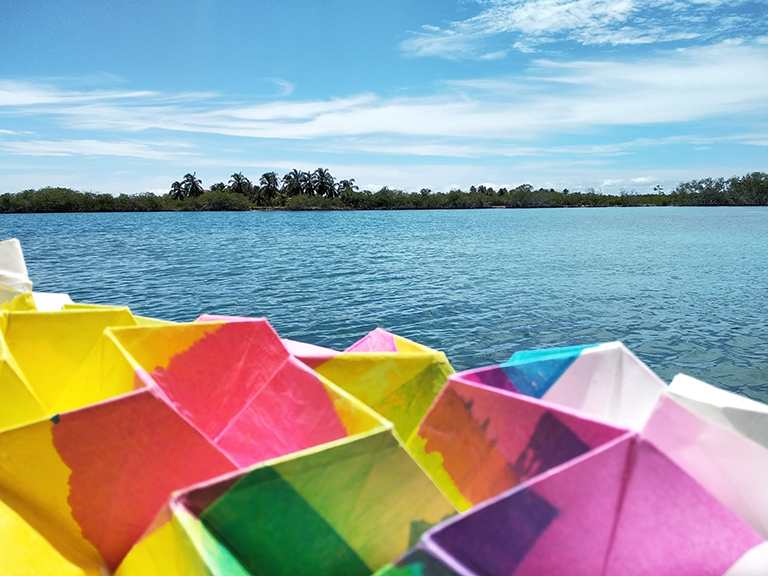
(2, 207, 767, 401)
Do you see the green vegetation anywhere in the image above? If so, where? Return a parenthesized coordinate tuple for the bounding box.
(1, 170, 767, 213)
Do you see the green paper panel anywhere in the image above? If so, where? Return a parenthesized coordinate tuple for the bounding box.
(199, 466, 371, 576)
(275, 431, 455, 569)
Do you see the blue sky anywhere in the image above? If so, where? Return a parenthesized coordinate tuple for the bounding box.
(1, 0, 767, 195)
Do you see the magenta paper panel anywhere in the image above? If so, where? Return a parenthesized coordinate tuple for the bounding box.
(514, 434, 629, 575)
(643, 394, 768, 538)
(424, 435, 629, 576)
(456, 365, 517, 393)
(604, 437, 762, 575)
(421, 434, 762, 576)
(214, 358, 348, 467)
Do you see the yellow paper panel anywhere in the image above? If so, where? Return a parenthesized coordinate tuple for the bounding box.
(134, 315, 175, 327)
(0, 419, 106, 575)
(0, 499, 85, 576)
(0, 292, 37, 312)
(315, 353, 453, 440)
(393, 335, 433, 354)
(51, 332, 138, 414)
(0, 330, 47, 431)
(320, 375, 391, 437)
(115, 517, 206, 576)
(0, 360, 47, 432)
(117, 507, 252, 576)
(2, 309, 136, 410)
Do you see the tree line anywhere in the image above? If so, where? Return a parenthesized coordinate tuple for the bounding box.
(166, 169, 359, 205)
(1, 170, 766, 213)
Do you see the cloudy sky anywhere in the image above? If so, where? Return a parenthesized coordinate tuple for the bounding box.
(1, 0, 767, 195)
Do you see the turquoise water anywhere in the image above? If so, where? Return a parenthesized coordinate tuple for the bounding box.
(3, 207, 767, 400)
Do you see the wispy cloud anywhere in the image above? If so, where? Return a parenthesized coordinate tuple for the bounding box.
(0, 139, 199, 160)
(0, 80, 155, 107)
(1, 43, 766, 160)
(265, 78, 294, 98)
(402, 0, 766, 58)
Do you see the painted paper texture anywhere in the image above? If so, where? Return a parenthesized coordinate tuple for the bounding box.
(4, 240, 768, 576)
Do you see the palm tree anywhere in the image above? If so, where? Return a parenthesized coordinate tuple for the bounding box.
(300, 170, 314, 196)
(169, 181, 185, 200)
(228, 172, 252, 196)
(312, 168, 336, 199)
(282, 169, 304, 197)
(182, 173, 204, 198)
(336, 179, 358, 196)
(259, 172, 280, 205)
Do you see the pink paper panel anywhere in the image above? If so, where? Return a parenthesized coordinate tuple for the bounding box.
(214, 358, 349, 467)
(148, 320, 290, 439)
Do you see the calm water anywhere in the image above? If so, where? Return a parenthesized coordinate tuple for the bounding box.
(2, 207, 767, 401)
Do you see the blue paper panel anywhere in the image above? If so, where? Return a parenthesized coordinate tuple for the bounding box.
(501, 344, 598, 398)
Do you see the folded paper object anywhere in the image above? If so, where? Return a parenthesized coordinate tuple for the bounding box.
(405, 372, 627, 511)
(377, 434, 768, 576)
(2, 238, 768, 576)
(0, 238, 32, 303)
(0, 237, 74, 311)
(1, 314, 454, 573)
(118, 427, 455, 576)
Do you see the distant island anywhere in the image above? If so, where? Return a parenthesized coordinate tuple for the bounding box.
(1, 170, 767, 212)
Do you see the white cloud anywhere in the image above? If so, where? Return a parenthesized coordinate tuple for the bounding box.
(1, 44, 767, 159)
(477, 0, 635, 36)
(480, 50, 509, 60)
(401, 28, 478, 59)
(738, 137, 768, 146)
(265, 78, 294, 97)
(401, 0, 765, 57)
(0, 139, 199, 160)
(0, 80, 155, 107)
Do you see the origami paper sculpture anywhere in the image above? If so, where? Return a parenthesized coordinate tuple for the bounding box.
(118, 426, 456, 576)
(405, 374, 627, 511)
(0, 238, 32, 306)
(1, 315, 426, 573)
(460, 342, 667, 430)
(643, 375, 768, 539)
(0, 237, 74, 311)
(666, 373, 768, 448)
(4, 237, 768, 576)
(378, 433, 768, 576)
(201, 319, 454, 442)
(300, 327, 454, 441)
(0, 306, 139, 431)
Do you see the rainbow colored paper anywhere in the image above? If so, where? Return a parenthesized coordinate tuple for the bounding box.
(2, 238, 768, 576)
(380, 434, 768, 576)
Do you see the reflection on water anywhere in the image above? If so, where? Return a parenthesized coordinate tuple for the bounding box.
(3, 206, 767, 401)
